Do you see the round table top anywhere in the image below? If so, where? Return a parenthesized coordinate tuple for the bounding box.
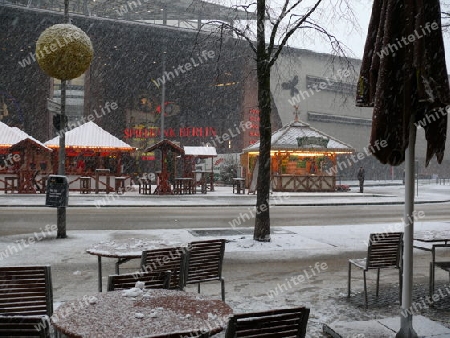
(51, 289, 233, 338)
(85, 238, 182, 259)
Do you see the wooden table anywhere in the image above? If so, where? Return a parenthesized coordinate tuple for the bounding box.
(232, 178, 246, 194)
(4, 176, 19, 194)
(173, 177, 194, 195)
(51, 289, 232, 338)
(114, 177, 126, 194)
(86, 239, 181, 292)
(414, 230, 450, 297)
(95, 169, 111, 194)
(79, 176, 91, 194)
(138, 178, 151, 194)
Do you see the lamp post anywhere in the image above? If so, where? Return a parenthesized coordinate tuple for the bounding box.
(55, 0, 71, 238)
(160, 51, 166, 141)
(37, 0, 93, 239)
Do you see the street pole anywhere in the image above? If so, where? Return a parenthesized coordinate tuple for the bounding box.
(160, 51, 165, 141)
(396, 118, 418, 338)
(416, 160, 419, 197)
(57, 0, 70, 239)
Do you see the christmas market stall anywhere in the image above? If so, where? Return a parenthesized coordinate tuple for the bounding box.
(183, 146, 217, 193)
(0, 121, 53, 193)
(241, 118, 354, 192)
(44, 121, 136, 193)
(145, 139, 184, 195)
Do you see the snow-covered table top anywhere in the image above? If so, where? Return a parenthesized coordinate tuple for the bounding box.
(51, 289, 232, 338)
(86, 238, 182, 258)
(414, 230, 450, 243)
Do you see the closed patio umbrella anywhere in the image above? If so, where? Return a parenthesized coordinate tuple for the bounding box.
(356, 0, 450, 337)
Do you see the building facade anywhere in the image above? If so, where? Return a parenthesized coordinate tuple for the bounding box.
(1, 3, 449, 179)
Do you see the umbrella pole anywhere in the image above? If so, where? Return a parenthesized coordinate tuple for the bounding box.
(396, 120, 418, 338)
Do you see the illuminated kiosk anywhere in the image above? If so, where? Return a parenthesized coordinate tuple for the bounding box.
(0, 121, 53, 193)
(241, 117, 354, 192)
(44, 121, 136, 192)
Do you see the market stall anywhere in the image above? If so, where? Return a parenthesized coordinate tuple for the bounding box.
(145, 139, 184, 195)
(0, 122, 53, 193)
(44, 121, 136, 192)
(241, 118, 354, 192)
(183, 146, 217, 192)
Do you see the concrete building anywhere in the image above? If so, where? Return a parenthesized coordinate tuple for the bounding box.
(1, 1, 449, 179)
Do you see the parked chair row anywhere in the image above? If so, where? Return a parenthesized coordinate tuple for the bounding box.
(109, 239, 227, 301)
(0, 261, 311, 337)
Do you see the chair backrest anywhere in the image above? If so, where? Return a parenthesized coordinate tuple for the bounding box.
(144, 331, 207, 338)
(225, 307, 310, 338)
(0, 316, 50, 338)
(366, 232, 403, 269)
(0, 265, 53, 316)
(141, 247, 186, 290)
(107, 270, 171, 291)
(184, 239, 225, 285)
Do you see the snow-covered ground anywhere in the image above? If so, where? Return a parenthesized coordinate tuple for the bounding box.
(1, 181, 449, 337)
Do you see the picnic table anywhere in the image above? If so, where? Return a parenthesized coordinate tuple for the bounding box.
(51, 289, 232, 338)
(86, 238, 182, 292)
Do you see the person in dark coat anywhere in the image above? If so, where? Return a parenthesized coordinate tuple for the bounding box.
(357, 167, 365, 193)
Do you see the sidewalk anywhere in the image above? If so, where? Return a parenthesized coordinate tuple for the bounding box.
(0, 180, 449, 207)
(1, 182, 450, 337)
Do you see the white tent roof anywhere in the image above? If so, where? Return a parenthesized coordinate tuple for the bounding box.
(183, 146, 217, 157)
(0, 122, 51, 151)
(243, 120, 354, 153)
(44, 121, 135, 151)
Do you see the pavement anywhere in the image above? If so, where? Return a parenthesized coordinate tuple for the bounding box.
(0, 179, 449, 208)
(1, 180, 450, 337)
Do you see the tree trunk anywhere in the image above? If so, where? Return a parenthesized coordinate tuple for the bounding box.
(253, 0, 272, 242)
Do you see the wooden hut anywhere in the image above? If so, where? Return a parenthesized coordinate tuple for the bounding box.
(0, 122, 52, 193)
(44, 121, 135, 176)
(145, 139, 184, 195)
(241, 118, 354, 192)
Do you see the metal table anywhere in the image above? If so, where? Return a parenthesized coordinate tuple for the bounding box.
(414, 230, 450, 298)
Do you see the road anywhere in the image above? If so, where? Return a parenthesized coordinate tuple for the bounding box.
(1, 203, 449, 236)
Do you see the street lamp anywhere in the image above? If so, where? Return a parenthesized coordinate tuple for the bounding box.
(160, 51, 166, 141)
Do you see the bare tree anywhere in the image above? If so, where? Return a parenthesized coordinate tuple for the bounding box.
(205, 0, 354, 241)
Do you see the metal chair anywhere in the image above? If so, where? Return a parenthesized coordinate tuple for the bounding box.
(107, 270, 171, 291)
(0, 265, 53, 337)
(347, 232, 403, 309)
(184, 239, 226, 301)
(225, 307, 310, 338)
(141, 247, 187, 290)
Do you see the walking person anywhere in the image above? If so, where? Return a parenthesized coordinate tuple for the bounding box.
(357, 166, 365, 193)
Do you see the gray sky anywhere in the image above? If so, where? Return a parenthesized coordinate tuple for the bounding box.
(207, 0, 450, 70)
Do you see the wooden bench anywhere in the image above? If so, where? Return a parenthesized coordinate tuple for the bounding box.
(107, 270, 171, 291)
(0, 265, 53, 337)
(184, 239, 226, 301)
(225, 307, 310, 338)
